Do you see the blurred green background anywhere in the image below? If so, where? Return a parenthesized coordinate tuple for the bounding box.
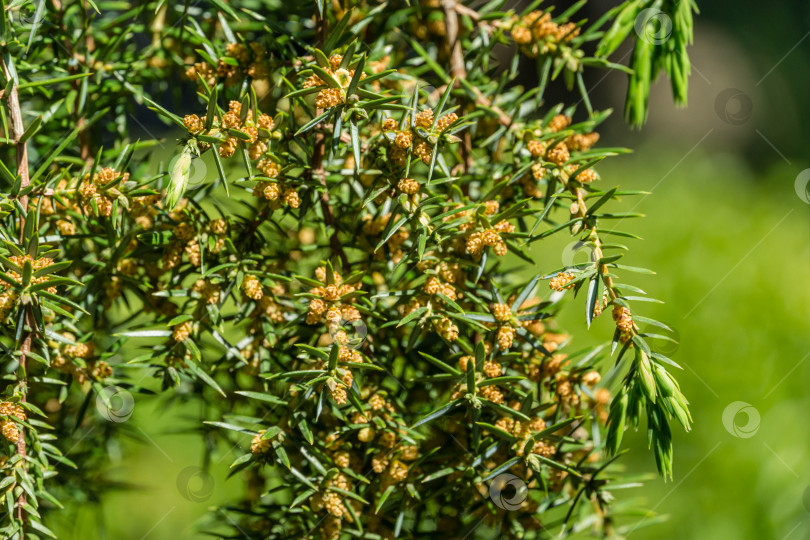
(45, 0, 810, 538)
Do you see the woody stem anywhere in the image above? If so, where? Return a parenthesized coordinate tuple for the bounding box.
(2, 55, 31, 537)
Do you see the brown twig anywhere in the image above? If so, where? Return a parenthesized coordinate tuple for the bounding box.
(442, 0, 512, 137)
(441, 0, 474, 173)
(453, 3, 480, 21)
(442, 0, 466, 81)
(2, 64, 31, 217)
(2, 55, 31, 538)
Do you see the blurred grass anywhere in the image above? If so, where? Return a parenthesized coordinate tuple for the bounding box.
(556, 143, 810, 540)
(49, 141, 810, 539)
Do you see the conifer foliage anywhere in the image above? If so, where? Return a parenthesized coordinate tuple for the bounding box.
(0, 0, 696, 537)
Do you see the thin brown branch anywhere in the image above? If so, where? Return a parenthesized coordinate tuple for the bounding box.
(2, 62, 31, 215)
(442, 0, 512, 133)
(442, 0, 466, 81)
(2, 55, 31, 538)
(453, 3, 480, 21)
(441, 0, 474, 173)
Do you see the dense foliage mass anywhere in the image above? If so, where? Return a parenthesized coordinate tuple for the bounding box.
(0, 0, 696, 537)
